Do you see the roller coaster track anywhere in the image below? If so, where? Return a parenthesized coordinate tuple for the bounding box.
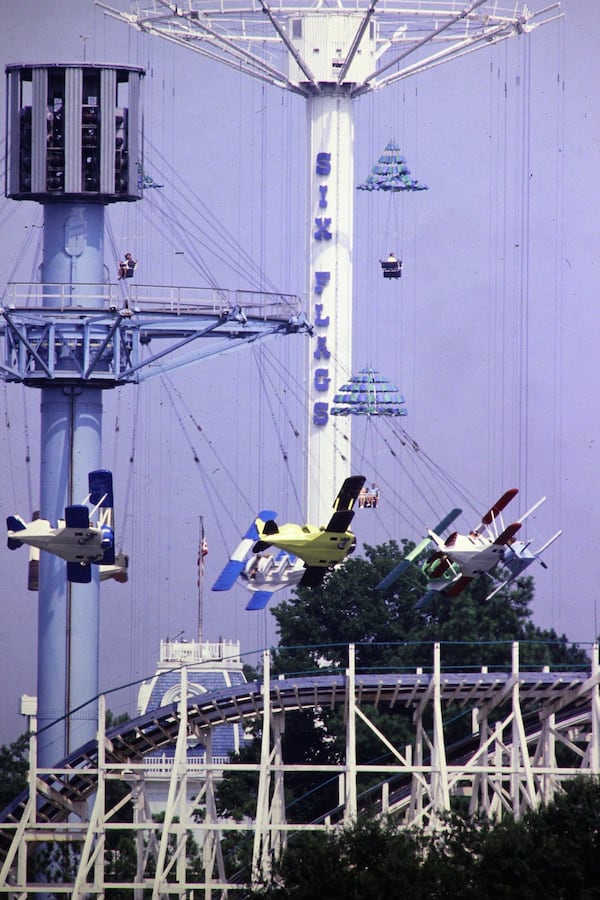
(1, 642, 599, 896)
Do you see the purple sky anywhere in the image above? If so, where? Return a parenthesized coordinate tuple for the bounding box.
(0, 0, 597, 745)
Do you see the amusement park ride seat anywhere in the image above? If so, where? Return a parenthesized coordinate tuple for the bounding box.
(381, 258, 402, 279)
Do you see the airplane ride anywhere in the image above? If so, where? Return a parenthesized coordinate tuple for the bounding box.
(26, 544, 128, 590)
(7, 469, 116, 584)
(212, 475, 366, 609)
(378, 489, 561, 607)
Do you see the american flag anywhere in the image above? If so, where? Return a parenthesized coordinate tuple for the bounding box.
(198, 530, 208, 584)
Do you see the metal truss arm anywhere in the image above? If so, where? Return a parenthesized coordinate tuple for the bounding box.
(0, 310, 52, 378)
(363, 0, 489, 87)
(256, 0, 322, 92)
(336, 0, 379, 85)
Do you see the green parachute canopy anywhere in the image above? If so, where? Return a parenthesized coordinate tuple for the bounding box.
(357, 140, 428, 192)
(331, 367, 408, 416)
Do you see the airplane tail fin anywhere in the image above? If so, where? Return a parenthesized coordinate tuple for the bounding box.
(100, 551, 129, 584)
(7, 515, 26, 549)
(415, 589, 438, 610)
(65, 505, 90, 528)
(333, 475, 366, 512)
(493, 522, 521, 545)
(325, 509, 354, 533)
(253, 540, 272, 552)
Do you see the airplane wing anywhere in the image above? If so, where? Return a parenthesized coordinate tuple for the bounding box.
(481, 488, 519, 526)
(325, 509, 355, 533)
(87, 470, 115, 565)
(245, 591, 274, 611)
(324, 475, 366, 532)
(474, 488, 519, 536)
(376, 509, 462, 591)
(212, 510, 277, 592)
(493, 522, 522, 545)
(429, 509, 464, 537)
(376, 557, 413, 591)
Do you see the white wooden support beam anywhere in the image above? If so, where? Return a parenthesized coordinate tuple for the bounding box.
(344, 643, 357, 823)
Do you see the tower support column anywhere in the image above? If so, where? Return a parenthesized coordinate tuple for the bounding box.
(42, 203, 106, 300)
(38, 386, 102, 763)
(306, 91, 354, 523)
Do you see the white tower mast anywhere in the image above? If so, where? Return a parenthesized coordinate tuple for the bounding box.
(100, 0, 561, 524)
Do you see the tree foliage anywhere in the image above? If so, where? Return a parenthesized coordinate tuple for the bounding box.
(0, 734, 29, 811)
(256, 543, 587, 820)
(271, 541, 585, 674)
(249, 777, 600, 899)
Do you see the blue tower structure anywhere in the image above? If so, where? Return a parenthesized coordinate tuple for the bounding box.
(2, 62, 309, 767)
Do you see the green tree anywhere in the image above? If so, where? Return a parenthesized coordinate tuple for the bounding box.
(468, 777, 600, 899)
(250, 778, 600, 900)
(219, 542, 588, 829)
(249, 817, 424, 899)
(0, 734, 29, 811)
(216, 539, 590, 883)
(272, 541, 586, 674)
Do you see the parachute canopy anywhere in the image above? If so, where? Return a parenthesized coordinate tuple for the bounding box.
(331, 367, 408, 417)
(357, 140, 428, 192)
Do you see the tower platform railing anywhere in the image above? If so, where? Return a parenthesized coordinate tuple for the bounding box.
(3, 282, 304, 321)
(159, 638, 242, 665)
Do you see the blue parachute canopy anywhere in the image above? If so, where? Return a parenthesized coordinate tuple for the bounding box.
(331, 367, 408, 417)
(357, 140, 428, 192)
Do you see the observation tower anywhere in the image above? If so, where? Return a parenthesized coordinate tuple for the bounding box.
(101, 0, 561, 525)
(1, 62, 308, 765)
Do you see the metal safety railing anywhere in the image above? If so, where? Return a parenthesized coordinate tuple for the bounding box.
(3, 282, 304, 321)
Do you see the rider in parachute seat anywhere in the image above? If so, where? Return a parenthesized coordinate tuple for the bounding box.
(381, 252, 402, 279)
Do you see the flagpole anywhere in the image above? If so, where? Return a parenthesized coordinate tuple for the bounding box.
(197, 515, 205, 645)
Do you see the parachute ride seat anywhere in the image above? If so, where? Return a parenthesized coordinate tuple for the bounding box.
(380, 258, 402, 279)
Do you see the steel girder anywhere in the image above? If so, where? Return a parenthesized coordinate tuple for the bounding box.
(0, 284, 311, 386)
